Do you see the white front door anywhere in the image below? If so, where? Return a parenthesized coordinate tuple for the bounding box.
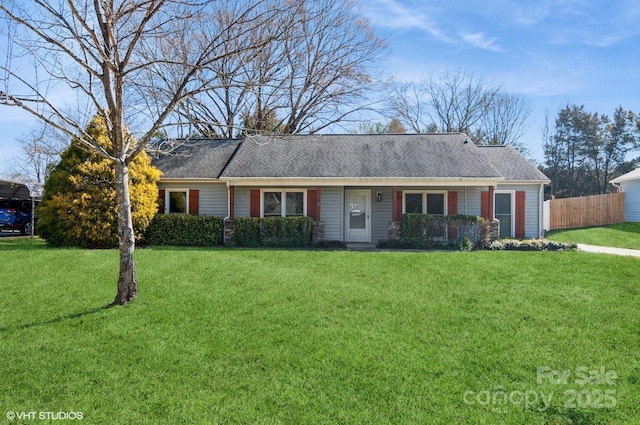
(345, 190, 371, 242)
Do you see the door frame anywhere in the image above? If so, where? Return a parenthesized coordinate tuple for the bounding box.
(344, 189, 371, 243)
(494, 190, 515, 238)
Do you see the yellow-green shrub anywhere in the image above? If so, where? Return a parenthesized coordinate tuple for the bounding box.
(37, 115, 161, 248)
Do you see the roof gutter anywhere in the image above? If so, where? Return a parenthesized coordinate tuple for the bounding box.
(159, 178, 223, 183)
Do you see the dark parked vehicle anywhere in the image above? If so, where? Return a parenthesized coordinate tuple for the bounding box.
(0, 198, 36, 235)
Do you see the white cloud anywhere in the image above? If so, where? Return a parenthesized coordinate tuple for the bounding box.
(360, 0, 454, 43)
(580, 28, 640, 48)
(460, 32, 501, 52)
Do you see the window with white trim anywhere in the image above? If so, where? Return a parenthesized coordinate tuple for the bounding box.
(166, 189, 188, 214)
(262, 190, 306, 217)
(403, 191, 447, 215)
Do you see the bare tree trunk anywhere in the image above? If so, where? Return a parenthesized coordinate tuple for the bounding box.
(111, 159, 137, 306)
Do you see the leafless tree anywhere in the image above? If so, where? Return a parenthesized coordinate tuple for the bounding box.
(388, 69, 531, 152)
(426, 69, 499, 134)
(387, 81, 430, 133)
(473, 92, 532, 148)
(9, 122, 66, 184)
(0, 0, 286, 305)
(172, 0, 385, 136)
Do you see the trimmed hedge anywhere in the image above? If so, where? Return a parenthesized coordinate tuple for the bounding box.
(234, 216, 313, 247)
(145, 214, 224, 246)
(401, 213, 487, 249)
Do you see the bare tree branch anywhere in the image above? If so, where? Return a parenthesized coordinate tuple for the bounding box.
(0, 0, 285, 305)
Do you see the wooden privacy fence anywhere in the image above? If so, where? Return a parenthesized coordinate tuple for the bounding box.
(544, 192, 625, 230)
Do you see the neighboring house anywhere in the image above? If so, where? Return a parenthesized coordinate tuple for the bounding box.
(153, 134, 550, 243)
(611, 167, 640, 222)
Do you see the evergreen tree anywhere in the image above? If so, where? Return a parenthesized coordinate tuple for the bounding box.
(37, 115, 161, 248)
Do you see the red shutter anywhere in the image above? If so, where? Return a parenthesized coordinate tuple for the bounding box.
(250, 190, 261, 217)
(307, 189, 319, 221)
(481, 191, 489, 219)
(157, 189, 165, 214)
(393, 188, 403, 221)
(188, 189, 199, 215)
(447, 191, 458, 216)
(515, 191, 526, 238)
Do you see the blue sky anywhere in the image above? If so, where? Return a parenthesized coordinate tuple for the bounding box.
(2, 0, 640, 175)
(359, 0, 640, 160)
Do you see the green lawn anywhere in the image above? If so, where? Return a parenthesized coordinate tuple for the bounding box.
(1, 238, 639, 424)
(546, 222, 640, 250)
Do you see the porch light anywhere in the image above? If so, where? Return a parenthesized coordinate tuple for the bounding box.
(376, 192, 383, 202)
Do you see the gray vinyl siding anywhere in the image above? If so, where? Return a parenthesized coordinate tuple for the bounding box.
(320, 187, 343, 241)
(210, 183, 544, 239)
(621, 180, 640, 222)
(464, 187, 482, 216)
(370, 187, 393, 243)
(159, 182, 227, 216)
(234, 187, 251, 217)
(496, 183, 542, 238)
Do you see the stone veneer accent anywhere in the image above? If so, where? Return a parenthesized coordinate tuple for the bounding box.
(388, 221, 401, 241)
(311, 221, 325, 244)
(484, 219, 500, 242)
(223, 218, 235, 245)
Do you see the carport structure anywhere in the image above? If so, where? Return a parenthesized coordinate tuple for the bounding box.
(0, 179, 43, 236)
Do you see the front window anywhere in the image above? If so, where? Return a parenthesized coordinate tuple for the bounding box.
(167, 190, 187, 214)
(285, 192, 304, 216)
(263, 191, 282, 217)
(403, 191, 447, 215)
(262, 190, 305, 217)
(426, 193, 445, 215)
(405, 193, 423, 213)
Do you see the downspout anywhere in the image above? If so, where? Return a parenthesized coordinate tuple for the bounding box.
(539, 183, 544, 239)
(611, 181, 621, 192)
(224, 179, 231, 221)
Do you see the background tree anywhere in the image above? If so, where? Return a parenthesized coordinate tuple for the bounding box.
(171, 0, 384, 137)
(542, 104, 639, 197)
(239, 107, 283, 136)
(37, 115, 160, 248)
(0, 0, 287, 304)
(472, 92, 532, 153)
(588, 107, 637, 194)
(387, 69, 531, 153)
(8, 122, 66, 185)
(353, 118, 406, 134)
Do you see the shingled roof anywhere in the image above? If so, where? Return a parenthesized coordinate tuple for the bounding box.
(153, 134, 548, 182)
(477, 145, 550, 182)
(152, 139, 241, 179)
(220, 134, 502, 179)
